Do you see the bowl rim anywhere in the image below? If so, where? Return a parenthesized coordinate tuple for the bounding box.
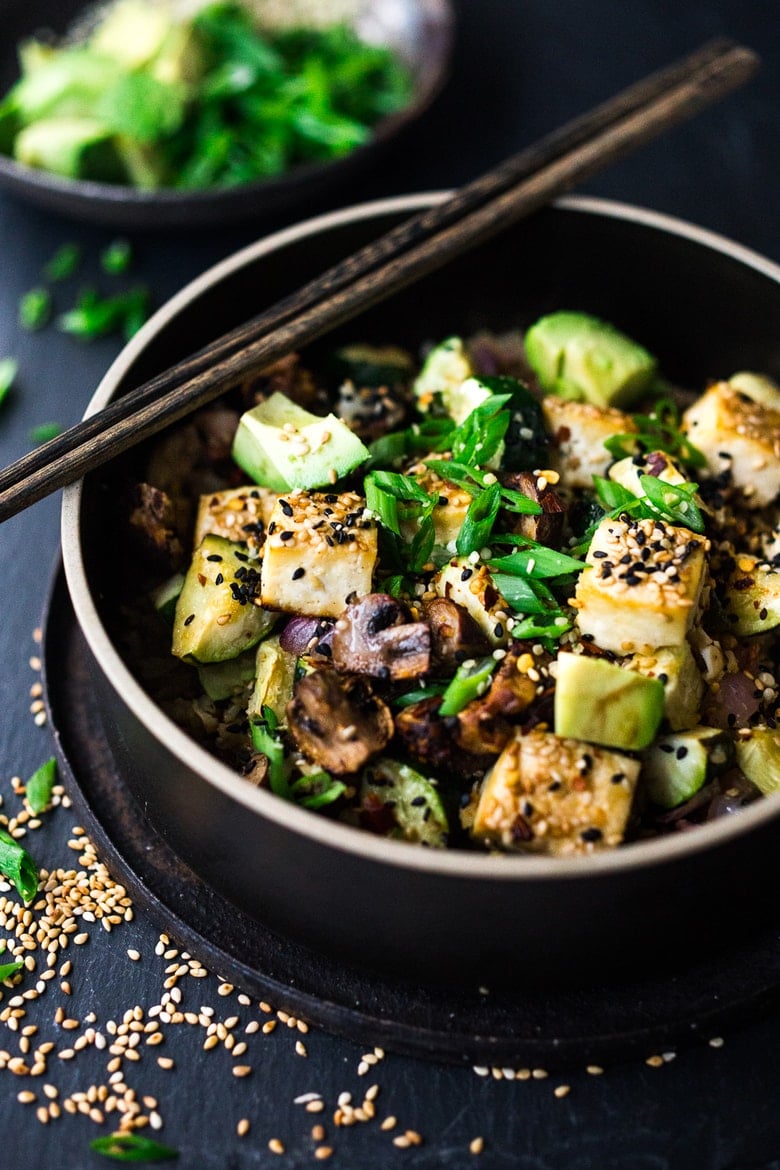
(0, 0, 454, 213)
(62, 190, 780, 883)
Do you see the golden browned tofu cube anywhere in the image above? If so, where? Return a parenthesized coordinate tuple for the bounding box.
(472, 729, 640, 855)
(541, 396, 637, 490)
(682, 381, 780, 508)
(194, 486, 278, 552)
(574, 515, 709, 655)
(260, 490, 378, 618)
(400, 463, 472, 552)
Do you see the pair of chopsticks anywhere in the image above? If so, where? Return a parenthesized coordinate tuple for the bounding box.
(0, 38, 758, 523)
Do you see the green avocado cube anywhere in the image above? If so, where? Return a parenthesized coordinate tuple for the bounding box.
(554, 651, 664, 751)
(231, 391, 369, 492)
(524, 310, 657, 409)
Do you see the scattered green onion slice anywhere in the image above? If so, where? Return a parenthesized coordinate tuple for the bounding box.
(44, 243, 82, 282)
(0, 357, 17, 406)
(0, 959, 23, 982)
(101, 239, 133, 275)
(439, 656, 497, 716)
(89, 1132, 178, 1162)
(19, 287, 52, 331)
(26, 757, 57, 814)
(638, 474, 705, 533)
(30, 422, 63, 445)
(456, 482, 501, 556)
(393, 683, 448, 708)
(0, 827, 38, 902)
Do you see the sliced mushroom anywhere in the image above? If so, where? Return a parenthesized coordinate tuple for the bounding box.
(127, 483, 184, 572)
(455, 643, 553, 755)
(422, 598, 490, 673)
(500, 470, 566, 548)
(287, 671, 393, 774)
(394, 697, 493, 780)
(331, 594, 430, 681)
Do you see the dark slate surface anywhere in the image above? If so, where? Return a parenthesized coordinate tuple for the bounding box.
(2, 1, 780, 1166)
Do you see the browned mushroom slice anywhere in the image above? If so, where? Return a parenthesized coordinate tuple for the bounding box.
(128, 483, 184, 571)
(423, 597, 490, 673)
(394, 697, 493, 780)
(455, 643, 553, 756)
(331, 594, 430, 681)
(287, 672, 393, 774)
(500, 470, 566, 548)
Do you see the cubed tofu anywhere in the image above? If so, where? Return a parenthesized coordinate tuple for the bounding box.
(260, 490, 378, 618)
(472, 729, 640, 855)
(194, 486, 278, 552)
(574, 515, 709, 655)
(542, 396, 637, 490)
(434, 557, 510, 646)
(400, 463, 472, 551)
(624, 642, 703, 731)
(682, 381, 780, 508)
(608, 450, 688, 494)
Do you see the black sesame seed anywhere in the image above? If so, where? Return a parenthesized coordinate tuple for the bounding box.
(292, 568, 305, 581)
(206, 554, 223, 562)
(215, 573, 224, 586)
(460, 568, 473, 581)
(410, 796, 426, 807)
(611, 773, 625, 785)
(494, 623, 504, 638)
(581, 827, 603, 843)
(676, 746, 688, 759)
(183, 614, 195, 626)
(279, 499, 294, 517)
(280, 531, 294, 541)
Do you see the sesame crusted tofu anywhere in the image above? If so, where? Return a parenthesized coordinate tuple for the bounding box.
(260, 490, 378, 618)
(434, 557, 510, 646)
(194, 486, 278, 552)
(624, 643, 704, 731)
(541, 396, 638, 490)
(682, 381, 780, 508)
(573, 515, 709, 655)
(472, 729, 640, 855)
(400, 464, 472, 550)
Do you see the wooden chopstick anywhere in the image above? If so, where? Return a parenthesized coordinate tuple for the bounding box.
(0, 38, 758, 522)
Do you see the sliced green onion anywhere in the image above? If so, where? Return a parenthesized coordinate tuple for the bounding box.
(393, 683, 448, 708)
(26, 757, 56, 815)
(490, 572, 554, 614)
(19, 287, 52, 331)
(0, 357, 17, 406)
(89, 1132, 178, 1161)
(44, 243, 82, 282)
(456, 482, 501, 556)
(250, 713, 290, 800)
(511, 611, 574, 646)
(101, 239, 133, 275)
(0, 959, 23, 982)
(30, 422, 62, 445)
(291, 771, 346, 810)
(0, 827, 38, 903)
(439, 656, 497, 716)
(488, 545, 584, 579)
(449, 394, 512, 466)
(638, 474, 705, 533)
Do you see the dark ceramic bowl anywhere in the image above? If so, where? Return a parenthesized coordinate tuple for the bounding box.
(0, 0, 452, 229)
(61, 194, 780, 987)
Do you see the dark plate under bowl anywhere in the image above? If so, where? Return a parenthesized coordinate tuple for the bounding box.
(61, 194, 780, 987)
(0, 0, 452, 229)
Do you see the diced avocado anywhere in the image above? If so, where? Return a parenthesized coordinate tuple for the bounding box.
(18, 39, 57, 77)
(247, 635, 297, 726)
(642, 726, 734, 809)
(90, 0, 173, 70)
(360, 758, 449, 847)
(232, 391, 369, 492)
(10, 49, 118, 123)
(14, 117, 122, 180)
(112, 137, 167, 190)
(728, 371, 780, 411)
(197, 649, 257, 702)
(554, 651, 664, 751)
(413, 337, 476, 420)
(150, 570, 185, 624)
(718, 556, 780, 637)
(625, 643, 703, 732)
(734, 727, 780, 796)
(524, 311, 657, 410)
(331, 343, 414, 389)
(172, 535, 277, 664)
